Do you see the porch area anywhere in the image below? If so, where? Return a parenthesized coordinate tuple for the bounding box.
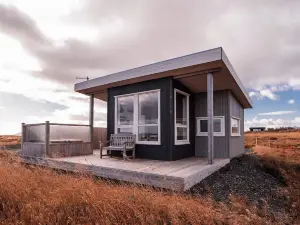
(22, 150, 230, 191)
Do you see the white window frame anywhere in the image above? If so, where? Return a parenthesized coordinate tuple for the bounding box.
(196, 116, 225, 136)
(114, 89, 161, 145)
(231, 116, 241, 137)
(174, 89, 190, 145)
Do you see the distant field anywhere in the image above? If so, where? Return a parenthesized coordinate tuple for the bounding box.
(245, 131, 300, 164)
(0, 135, 21, 149)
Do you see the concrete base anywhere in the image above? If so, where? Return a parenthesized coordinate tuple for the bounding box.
(21, 150, 230, 191)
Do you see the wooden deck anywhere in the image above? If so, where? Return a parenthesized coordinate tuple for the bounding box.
(22, 150, 230, 191)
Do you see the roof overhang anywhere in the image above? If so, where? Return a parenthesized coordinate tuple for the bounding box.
(75, 47, 253, 108)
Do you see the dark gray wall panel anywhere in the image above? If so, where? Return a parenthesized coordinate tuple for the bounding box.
(171, 80, 195, 160)
(194, 90, 229, 158)
(107, 77, 172, 161)
(229, 92, 245, 158)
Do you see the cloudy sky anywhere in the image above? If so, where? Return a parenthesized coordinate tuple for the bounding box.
(0, 0, 300, 134)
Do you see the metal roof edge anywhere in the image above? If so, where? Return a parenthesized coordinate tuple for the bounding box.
(221, 48, 253, 108)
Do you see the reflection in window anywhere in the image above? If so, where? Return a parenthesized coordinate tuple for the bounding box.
(115, 90, 160, 144)
(177, 127, 187, 140)
(196, 117, 225, 136)
(138, 126, 158, 142)
(176, 92, 187, 125)
(200, 119, 208, 132)
(138, 92, 158, 125)
(231, 117, 240, 136)
(117, 96, 134, 125)
(214, 119, 221, 133)
(175, 90, 189, 144)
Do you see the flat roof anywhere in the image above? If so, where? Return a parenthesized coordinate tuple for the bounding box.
(75, 47, 253, 108)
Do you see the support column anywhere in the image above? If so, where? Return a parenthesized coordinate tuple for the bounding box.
(89, 94, 94, 150)
(207, 73, 214, 164)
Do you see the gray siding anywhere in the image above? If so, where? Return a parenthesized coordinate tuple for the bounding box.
(194, 90, 229, 158)
(229, 92, 245, 158)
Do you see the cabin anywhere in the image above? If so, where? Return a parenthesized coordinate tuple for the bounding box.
(20, 47, 253, 191)
(75, 47, 253, 162)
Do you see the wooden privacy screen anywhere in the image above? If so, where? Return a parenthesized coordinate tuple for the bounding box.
(93, 127, 107, 149)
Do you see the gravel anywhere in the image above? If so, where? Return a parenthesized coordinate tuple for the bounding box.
(189, 154, 290, 214)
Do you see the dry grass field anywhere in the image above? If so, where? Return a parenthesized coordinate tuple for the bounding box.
(0, 132, 298, 224)
(245, 131, 300, 164)
(0, 135, 21, 147)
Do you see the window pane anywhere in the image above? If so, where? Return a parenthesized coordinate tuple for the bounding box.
(231, 118, 239, 134)
(139, 92, 158, 125)
(177, 127, 187, 141)
(117, 127, 133, 133)
(213, 119, 221, 132)
(138, 126, 158, 142)
(176, 92, 187, 125)
(200, 120, 208, 132)
(117, 96, 134, 125)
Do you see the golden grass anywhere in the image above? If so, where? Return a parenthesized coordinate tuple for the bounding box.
(0, 135, 20, 146)
(245, 132, 300, 164)
(0, 151, 278, 225)
(0, 132, 298, 224)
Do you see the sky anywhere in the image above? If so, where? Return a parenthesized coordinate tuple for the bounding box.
(0, 0, 300, 134)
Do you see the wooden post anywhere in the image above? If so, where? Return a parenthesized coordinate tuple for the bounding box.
(21, 123, 25, 150)
(207, 73, 214, 164)
(90, 94, 94, 151)
(45, 121, 50, 157)
(255, 137, 258, 146)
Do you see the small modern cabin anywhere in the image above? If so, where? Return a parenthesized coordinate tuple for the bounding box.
(75, 47, 252, 162)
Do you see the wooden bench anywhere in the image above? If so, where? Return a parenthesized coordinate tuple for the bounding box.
(99, 134, 136, 160)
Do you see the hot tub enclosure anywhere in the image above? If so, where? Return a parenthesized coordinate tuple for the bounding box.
(20, 123, 107, 158)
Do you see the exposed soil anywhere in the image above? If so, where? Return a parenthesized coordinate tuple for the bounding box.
(190, 153, 290, 215)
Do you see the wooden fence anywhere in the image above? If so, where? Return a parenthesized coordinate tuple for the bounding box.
(93, 127, 107, 149)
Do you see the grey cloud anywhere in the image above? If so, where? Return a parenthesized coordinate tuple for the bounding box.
(1, 0, 300, 91)
(0, 4, 49, 46)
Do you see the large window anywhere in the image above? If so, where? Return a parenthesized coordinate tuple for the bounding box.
(116, 95, 134, 134)
(174, 89, 189, 145)
(196, 116, 225, 136)
(115, 90, 160, 144)
(231, 117, 240, 136)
